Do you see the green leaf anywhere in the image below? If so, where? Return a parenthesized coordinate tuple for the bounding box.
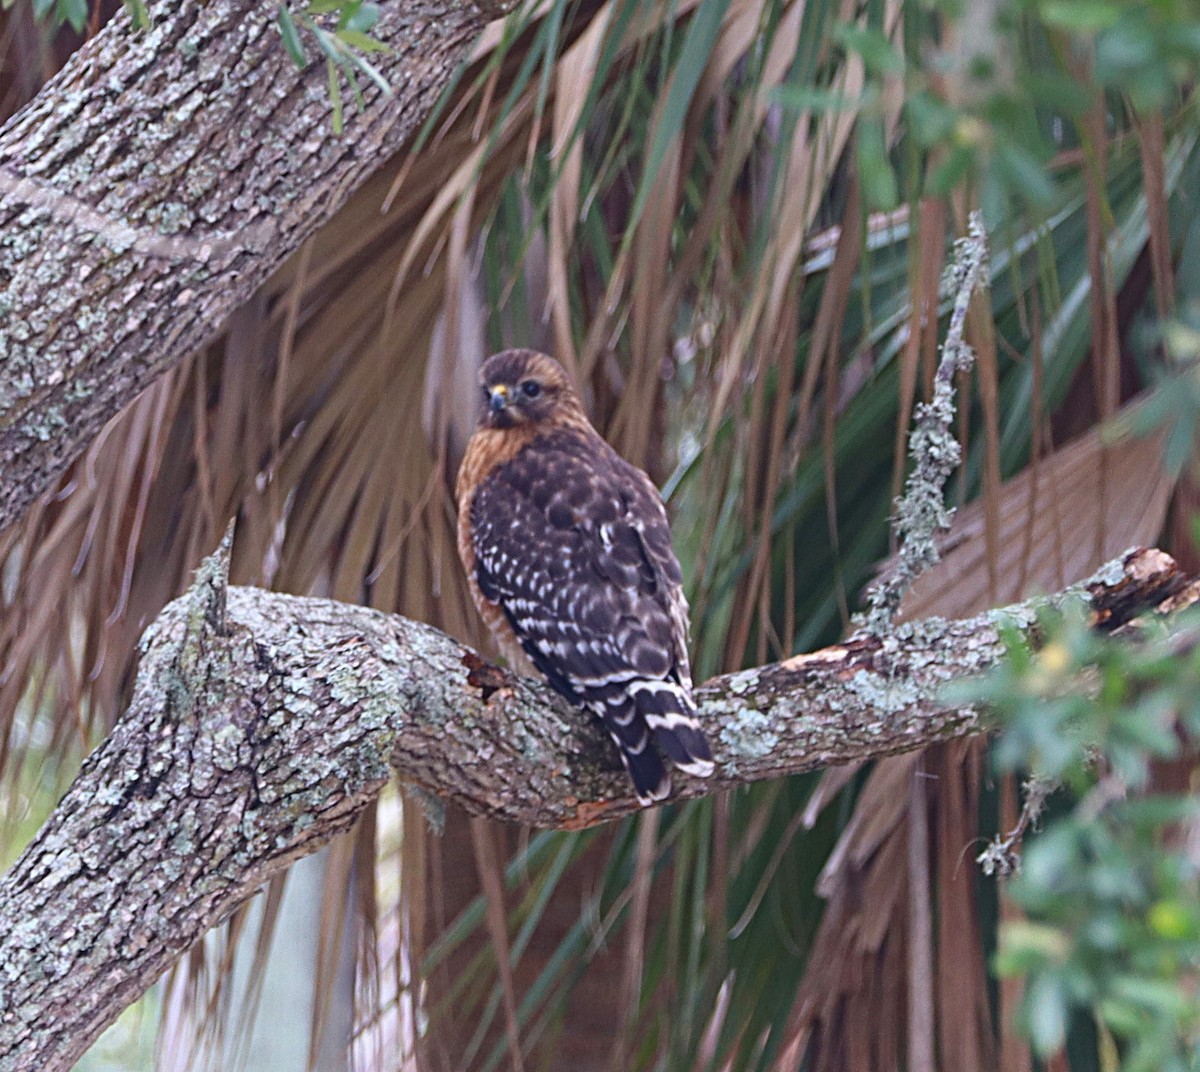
(996, 921, 1070, 974)
(336, 28, 390, 54)
(1098, 996, 1146, 1039)
(1027, 974, 1069, 1056)
(835, 24, 903, 75)
(123, 0, 150, 29)
(905, 90, 958, 147)
(1110, 975, 1191, 1017)
(343, 0, 378, 33)
(928, 143, 975, 197)
(1021, 71, 1096, 117)
(857, 119, 898, 211)
(771, 84, 863, 114)
(346, 64, 366, 111)
(992, 143, 1057, 208)
(278, 4, 308, 67)
(308, 23, 342, 62)
(58, 0, 86, 32)
(1094, 18, 1156, 69)
(1163, 405, 1197, 476)
(1147, 899, 1200, 942)
(1039, 1, 1122, 34)
(1119, 796, 1200, 828)
(348, 52, 392, 95)
(326, 56, 344, 134)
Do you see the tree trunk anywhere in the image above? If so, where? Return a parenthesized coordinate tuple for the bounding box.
(0, 0, 496, 533)
(0, 535, 1192, 1071)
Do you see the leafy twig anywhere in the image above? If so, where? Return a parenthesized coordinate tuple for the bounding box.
(277, 0, 394, 134)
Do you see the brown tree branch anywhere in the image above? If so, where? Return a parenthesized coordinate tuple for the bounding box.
(0, 0, 499, 534)
(0, 537, 1194, 1070)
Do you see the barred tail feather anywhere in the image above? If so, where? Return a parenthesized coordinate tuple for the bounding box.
(582, 678, 713, 804)
(617, 739, 671, 806)
(596, 700, 671, 804)
(628, 680, 715, 778)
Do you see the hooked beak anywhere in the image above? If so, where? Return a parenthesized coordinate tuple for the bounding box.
(488, 384, 509, 413)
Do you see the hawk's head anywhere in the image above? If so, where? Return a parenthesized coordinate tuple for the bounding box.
(477, 350, 583, 430)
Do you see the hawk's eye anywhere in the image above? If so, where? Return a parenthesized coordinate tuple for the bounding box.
(521, 380, 542, 399)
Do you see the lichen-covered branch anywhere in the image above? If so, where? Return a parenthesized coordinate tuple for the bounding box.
(0, 0, 498, 534)
(863, 211, 989, 631)
(0, 542, 1192, 1071)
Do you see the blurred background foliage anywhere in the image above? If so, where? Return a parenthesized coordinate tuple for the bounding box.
(965, 603, 1200, 1072)
(2, 0, 1199, 1068)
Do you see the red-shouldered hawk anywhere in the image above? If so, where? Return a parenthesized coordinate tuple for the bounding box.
(456, 349, 714, 804)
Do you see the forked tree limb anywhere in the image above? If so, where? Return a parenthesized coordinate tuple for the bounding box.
(0, 0, 514, 534)
(0, 536, 1195, 1070)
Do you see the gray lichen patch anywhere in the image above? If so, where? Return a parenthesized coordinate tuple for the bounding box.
(1086, 552, 1136, 588)
(327, 660, 374, 708)
(721, 669, 755, 696)
(718, 708, 779, 763)
(842, 668, 922, 717)
(984, 602, 1038, 635)
(404, 784, 447, 835)
(41, 849, 83, 887)
(208, 722, 246, 771)
(352, 688, 395, 732)
(890, 615, 953, 648)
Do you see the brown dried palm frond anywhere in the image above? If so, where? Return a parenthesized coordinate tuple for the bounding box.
(3, 0, 1198, 1069)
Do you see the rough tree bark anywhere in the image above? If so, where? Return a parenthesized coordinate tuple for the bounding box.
(0, 535, 1194, 1071)
(0, 0, 505, 533)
